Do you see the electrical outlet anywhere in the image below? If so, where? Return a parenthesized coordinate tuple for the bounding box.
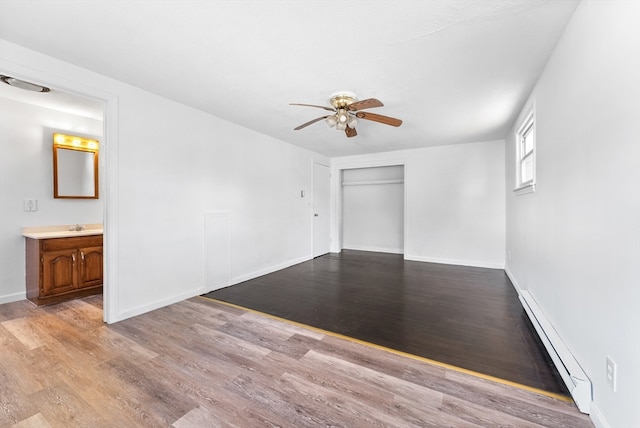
(23, 199, 38, 212)
(606, 356, 617, 391)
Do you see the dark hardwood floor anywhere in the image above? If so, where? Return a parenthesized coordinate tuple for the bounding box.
(205, 250, 568, 395)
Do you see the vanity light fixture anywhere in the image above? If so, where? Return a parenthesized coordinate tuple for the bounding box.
(53, 132, 100, 199)
(0, 75, 51, 92)
(54, 133, 99, 151)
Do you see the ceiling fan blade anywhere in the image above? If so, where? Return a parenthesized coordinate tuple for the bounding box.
(290, 103, 336, 112)
(348, 98, 384, 111)
(294, 116, 329, 130)
(355, 111, 403, 127)
(345, 126, 357, 138)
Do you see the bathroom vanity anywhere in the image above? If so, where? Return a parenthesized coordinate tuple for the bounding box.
(23, 225, 103, 306)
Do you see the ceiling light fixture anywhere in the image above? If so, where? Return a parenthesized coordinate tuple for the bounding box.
(291, 92, 401, 138)
(0, 75, 51, 93)
(325, 92, 358, 132)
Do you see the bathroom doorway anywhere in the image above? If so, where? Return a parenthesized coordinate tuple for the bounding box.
(0, 70, 113, 321)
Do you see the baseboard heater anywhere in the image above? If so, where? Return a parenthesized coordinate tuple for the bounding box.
(519, 290, 591, 413)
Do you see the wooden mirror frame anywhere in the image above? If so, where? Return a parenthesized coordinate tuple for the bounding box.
(53, 133, 99, 199)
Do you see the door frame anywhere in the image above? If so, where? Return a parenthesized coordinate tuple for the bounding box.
(330, 157, 408, 255)
(0, 61, 120, 323)
(312, 161, 331, 258)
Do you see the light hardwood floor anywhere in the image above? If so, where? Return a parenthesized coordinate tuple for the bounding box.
(0, 295, 593, 427)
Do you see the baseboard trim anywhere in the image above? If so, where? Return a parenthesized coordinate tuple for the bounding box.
(505, 266, 521, 292)
(342, 245, 403, 254)
(589, 402, 611, 428)
(115, 287, 205, 323)
(405, 254, 504, 269)
(230, 254, 312, 287)
(0, 291, 26, 305)
(112, 255, 314, 322)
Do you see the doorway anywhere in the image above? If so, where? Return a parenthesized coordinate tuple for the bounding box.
(341, 165, 405, 254)
(0, 68, 114, 321)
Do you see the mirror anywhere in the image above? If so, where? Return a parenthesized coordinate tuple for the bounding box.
(53, 133, 99, 199)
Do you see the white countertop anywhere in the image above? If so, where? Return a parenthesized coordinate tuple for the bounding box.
(22, 224, 103, 239)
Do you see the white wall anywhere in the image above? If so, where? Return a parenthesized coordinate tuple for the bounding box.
(1, 40, 328, 321)
(342, 166, 404, 254)
(0, 97, 103, 303)
(505, 1, 640, 427)
(332, 139, 505, 269)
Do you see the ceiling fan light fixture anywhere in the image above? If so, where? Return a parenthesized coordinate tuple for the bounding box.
(291, 92, 402, 137)
(329, 92, 358, 109)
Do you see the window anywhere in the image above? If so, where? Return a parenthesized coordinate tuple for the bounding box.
(515, 108, 535, 193)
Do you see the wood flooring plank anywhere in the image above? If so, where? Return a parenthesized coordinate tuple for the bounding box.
(0, 341, 53, 396)
(110, 322, 246, 384)
(441, 394, 547, 428)
(0, 360, 39, 427)
(171, 405, 226, 428)
(390, 393, 484, 428)
(163, 365, 293, 428)
(97, 356, 195, 426)
(28, 382, 112, 428)
(10, 412, 52, 428)
(150, 299, 230, 330)
(27, 312, 111, 368)
(45, 298, 104, 331)
(239, 310, 326, 340)
(0, 300, 36, 323)
(224, 372, 334, 428)
(278, 371, 420, 427)
(215, 320, 313, 360)
(443, 369, 584, 417)
(1, 318, 45, 350)
(85, 324, 159, 361)
(77, 378, 154, 428)
(300, 349, 444, 408)
(190, 323, 273, 359)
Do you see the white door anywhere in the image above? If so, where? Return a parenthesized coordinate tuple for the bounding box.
(313, 163, 330, 257)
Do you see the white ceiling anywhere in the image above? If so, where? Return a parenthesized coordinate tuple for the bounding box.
(0, 0, 579, 157)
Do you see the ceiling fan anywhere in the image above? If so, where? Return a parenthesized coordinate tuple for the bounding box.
(290, 92, 402, 138)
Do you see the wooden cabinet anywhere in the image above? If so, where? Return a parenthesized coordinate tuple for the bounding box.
(26, 234, 103, 306)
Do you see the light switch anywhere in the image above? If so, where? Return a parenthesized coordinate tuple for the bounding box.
(23, 199, 38, 212)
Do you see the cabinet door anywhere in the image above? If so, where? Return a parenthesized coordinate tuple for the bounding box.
(42, 249, 77, 296)
(79, 246, 103, 288)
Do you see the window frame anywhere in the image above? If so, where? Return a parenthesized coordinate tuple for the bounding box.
(514, 106, 536, 195)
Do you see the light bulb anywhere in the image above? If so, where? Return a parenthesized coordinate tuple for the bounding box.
(325, 116, 337, 128)
(336, 121, 347, 131)
(348, 116, 358, 128)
